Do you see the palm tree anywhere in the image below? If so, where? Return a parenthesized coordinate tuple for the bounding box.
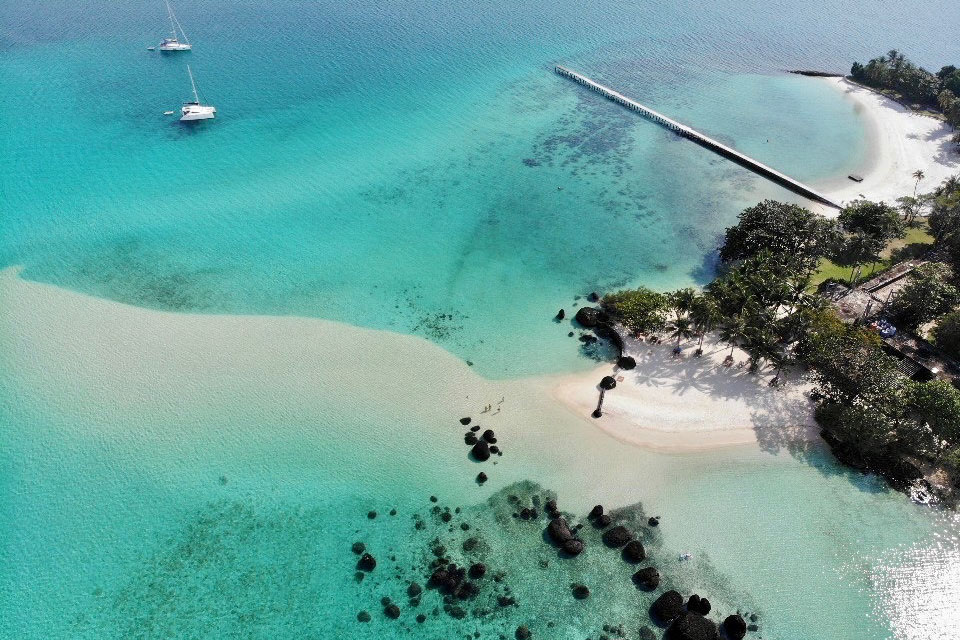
(669, 316, 695, 348)
(719, 314, 747, 358)
(913, 169, 925, 196)
(669, 288, 697, 321)
(689, 295, 722, 354)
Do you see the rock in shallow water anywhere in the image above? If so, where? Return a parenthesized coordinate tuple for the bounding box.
(651, 590, 685, 624)
(633, 566, 660, 590)
(723, 614, 747, 639)
(602, 525, 633, 547)
(547, 517, 573, 543)
(667, 612, 719, 640)
(574, 307, 602, 327)
(571, 583, 590, 599)
(562, 538, 585, 555)
(623, 539, 646, 562)
(515, 625, 532, 639)
(357, 553, 376, 571)
(471, 440, 491, 461)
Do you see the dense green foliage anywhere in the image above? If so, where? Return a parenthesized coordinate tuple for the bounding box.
(718, 200, 840, 274)
(851, 50, 960, 142)
(801, 310, 960, 462)
(888, 263, 960, 331)
(599, 194, 960, 484)
(601, 287, 668, 333)
(932, 310, 960, 360)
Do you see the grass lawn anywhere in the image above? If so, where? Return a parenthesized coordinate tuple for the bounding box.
(808, 222, 934, 290)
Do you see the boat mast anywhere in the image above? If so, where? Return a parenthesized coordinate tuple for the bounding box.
(165, 0, 177, 38)
(165, 0, 189, 44)
(187, 65, 200, 104)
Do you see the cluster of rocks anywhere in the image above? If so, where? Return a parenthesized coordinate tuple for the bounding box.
(351, 483, 758, 639)
(459, 416, 504, 463)
(648, 590, 752, 640)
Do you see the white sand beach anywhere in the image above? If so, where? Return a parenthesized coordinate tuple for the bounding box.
(549, 334, 817, 452)
(817, 77, 959, 210)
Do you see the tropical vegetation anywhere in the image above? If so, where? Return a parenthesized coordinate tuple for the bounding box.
(850, 50, 960, 144)
(594, 180, 960, 494)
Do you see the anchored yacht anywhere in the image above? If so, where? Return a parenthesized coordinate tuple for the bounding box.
(180, 66, 216, 121)
(158, 0, 192, 51)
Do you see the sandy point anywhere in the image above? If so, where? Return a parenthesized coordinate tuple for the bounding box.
(549, 334, 818, 453)
(814, 77, 960, 214)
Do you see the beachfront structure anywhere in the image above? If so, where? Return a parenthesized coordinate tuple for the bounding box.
(555, 66, 842, 209)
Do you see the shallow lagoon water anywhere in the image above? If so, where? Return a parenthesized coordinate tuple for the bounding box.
(3, 0, 960, 638)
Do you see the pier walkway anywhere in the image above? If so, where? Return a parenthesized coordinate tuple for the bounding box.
(555, 66, 842, 209)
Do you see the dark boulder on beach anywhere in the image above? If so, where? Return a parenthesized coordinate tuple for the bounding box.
(476, 472, 488, 484)
(571, 583, 590, 599)
(633, 567, 660, 590)
(687, 594, 702, 611)
(617, 355, 637, 369)
(562, 538, 585, 555)
(482, 429, 496, 443)
(648, 516, 660, 527)
(722, 614, 747, 640)
(547, 517, 574, 543)
(651, 590, 685, 624)
(602, 525, 633, 547)
(667, 612, 719, 640)
(460, 417, 471, 425)
(465, 433, 478, 445)
(515, 625, 532, 639)
(357, 553, 377, 571)
(595, 513, 612, 527)
(623, 539, 646, 562)
(556, 309, 565, 320)
(471, 441, 491, 461)
(600, 376, 617, 390)
(545, 499, 558, 514)
(588, 504, 604, 519)
(574, 307, 602, 328)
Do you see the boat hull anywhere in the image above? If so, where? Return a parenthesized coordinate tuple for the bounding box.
(180, 106, 216, 122)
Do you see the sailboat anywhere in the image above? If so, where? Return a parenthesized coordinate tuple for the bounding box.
(180, 65, 216, 121)
(158, 0, 192, 51)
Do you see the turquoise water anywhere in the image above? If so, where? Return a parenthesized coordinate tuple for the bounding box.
(3, 0, 959, 376)
(4, 0, 960, 638)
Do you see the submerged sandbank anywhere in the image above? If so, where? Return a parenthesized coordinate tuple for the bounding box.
(817, 77, 959, 210)
(0, 267, 949, 640)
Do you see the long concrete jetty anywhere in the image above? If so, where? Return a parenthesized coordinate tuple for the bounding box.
(555, 66, 842, 209)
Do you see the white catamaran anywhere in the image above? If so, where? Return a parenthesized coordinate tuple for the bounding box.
(158, 0, 192, 51)
(180, 65, 216, 121)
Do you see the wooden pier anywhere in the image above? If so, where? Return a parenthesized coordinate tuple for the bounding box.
(555, 66, 842, 209)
